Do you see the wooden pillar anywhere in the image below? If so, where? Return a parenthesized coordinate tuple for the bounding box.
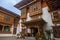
(37, 26, 40, 36)
(2, 25, 4, 32)
(37, 25, 43, 37)
(2, 26, 4, 32)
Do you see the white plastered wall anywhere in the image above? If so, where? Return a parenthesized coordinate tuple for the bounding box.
(16, 19, 22, 34)
(42, 6, 54, 39)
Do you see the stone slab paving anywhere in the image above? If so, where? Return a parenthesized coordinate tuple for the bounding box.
(0, 37, 36, 40)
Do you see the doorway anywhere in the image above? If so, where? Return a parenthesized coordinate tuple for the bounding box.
(31, 27, 38, 36)
(0, 25, 3, 31)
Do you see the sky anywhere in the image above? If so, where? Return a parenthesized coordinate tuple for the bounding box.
(0, 0, 22, 15)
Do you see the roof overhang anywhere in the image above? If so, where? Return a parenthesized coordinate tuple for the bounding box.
(0, 7, 20, 19)
(22, 18, 46, 26)
(45, 0, 60, 11)
(14, 0, 37, 9)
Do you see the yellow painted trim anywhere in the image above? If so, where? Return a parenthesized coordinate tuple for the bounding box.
(19, 0, 37, 9)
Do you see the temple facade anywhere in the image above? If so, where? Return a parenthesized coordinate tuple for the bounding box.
(0, 7, 20, 37)
(14, 0, 60, 40)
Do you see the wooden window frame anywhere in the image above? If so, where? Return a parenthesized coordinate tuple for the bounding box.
(53, 26, 60, 38)
(4, 15, 10, 22)
(52, 12, 59, 20)
(21, 8, 27, 15)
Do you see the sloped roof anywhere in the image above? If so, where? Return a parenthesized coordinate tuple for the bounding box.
(14, 0, 37, 9)
(22, 18, 46, 26)
(0, 6, 20, 19)
(45, 0, 60, 11)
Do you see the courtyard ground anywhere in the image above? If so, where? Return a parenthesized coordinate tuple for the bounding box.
(0, 37, 35, 40)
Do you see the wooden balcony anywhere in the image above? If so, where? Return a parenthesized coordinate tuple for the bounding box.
(29, 9, 42, 17)
(22, 18, 46, 26)
(21, 14, 27, 19)
(52, 19, 60, 24)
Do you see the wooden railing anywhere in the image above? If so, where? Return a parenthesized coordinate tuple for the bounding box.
(52, 19, 60, 24)
(52, 19, 59, 21)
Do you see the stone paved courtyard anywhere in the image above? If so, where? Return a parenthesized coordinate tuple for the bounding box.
(0, 37, 35, 40)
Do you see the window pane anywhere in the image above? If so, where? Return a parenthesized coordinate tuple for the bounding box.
(4, 26, 10, 32)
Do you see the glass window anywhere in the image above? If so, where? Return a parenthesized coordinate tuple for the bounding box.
(33, 6, 38, 11)
(4, 26, 10, 32)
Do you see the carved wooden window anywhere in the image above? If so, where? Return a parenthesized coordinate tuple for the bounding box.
(53, 26, 60, 38)
(33, 3, 38, 11)
(21, 8, 27, 18)
(30, 2, 41, 12)
(29, 6, 33, 13)
(37, 2, 41, 10)
(29, 2, 41, 16)
(33, 6, 38, 11)
(52, 12, 59, 20)
(21, 8, 26, 14)
(33, 2, 41, 11)
(0, 16, 3, 22)
(4, 15, 10, 22)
